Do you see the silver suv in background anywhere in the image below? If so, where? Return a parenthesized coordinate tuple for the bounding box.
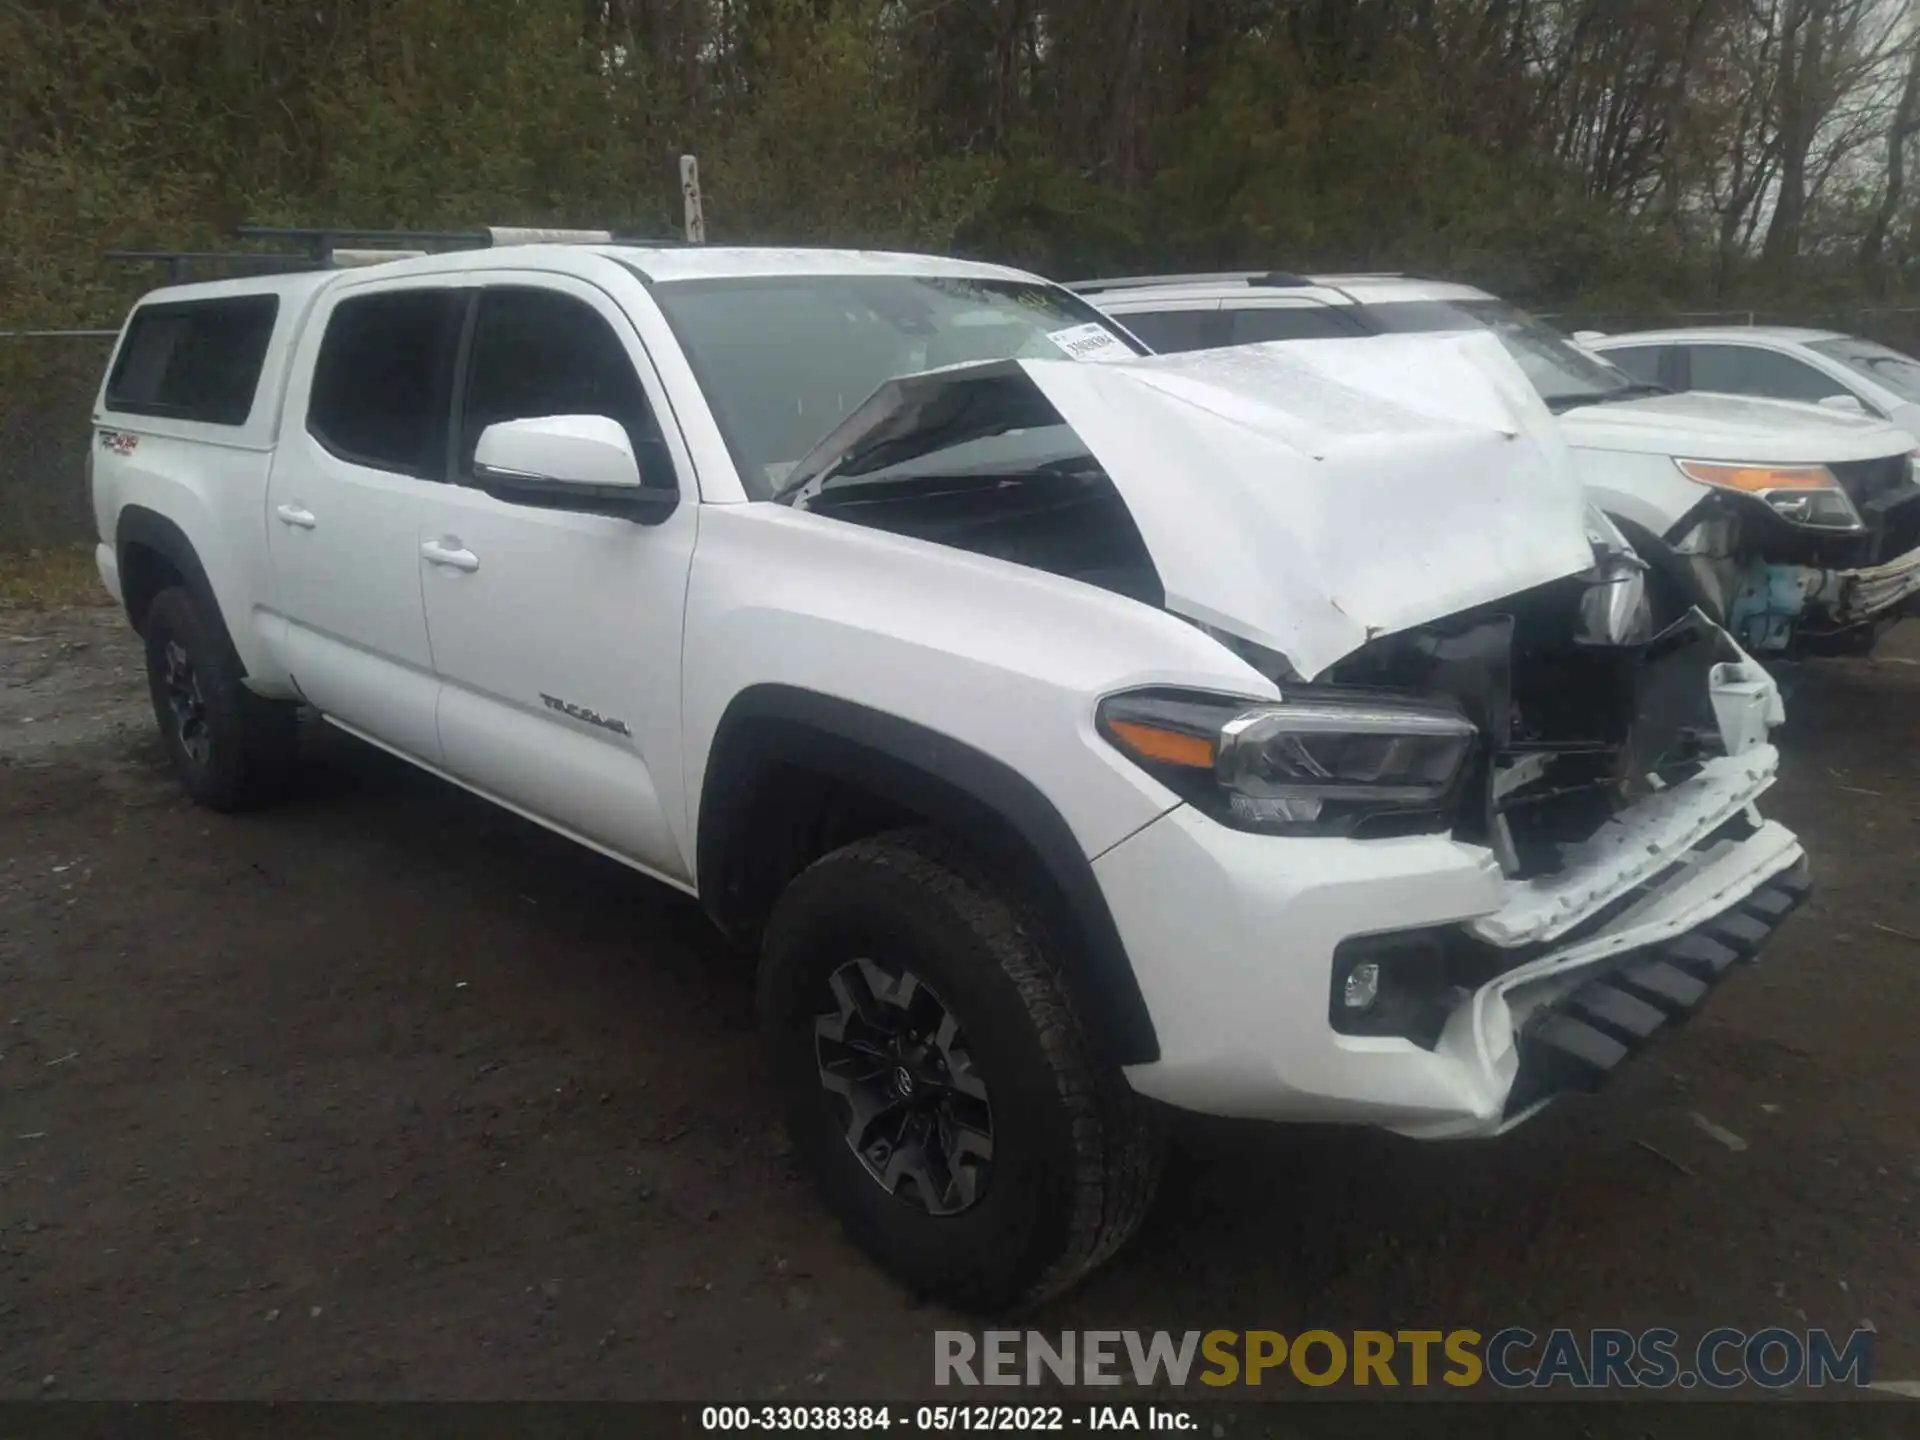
(1082, 273, 1920, 659)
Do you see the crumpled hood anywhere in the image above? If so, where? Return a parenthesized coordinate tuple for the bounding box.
(784, 332, 1597, 678)
(1559, 390, 1915, 464)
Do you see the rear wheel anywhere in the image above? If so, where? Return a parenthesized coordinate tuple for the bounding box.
(758, 828, 1164, 1312)
(142, 586, 297, 811)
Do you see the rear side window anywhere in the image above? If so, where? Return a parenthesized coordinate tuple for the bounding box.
(307, 289, 465, 477)
(1227, 305, 1361, 344)
(1684, 345, 1849, 404)
(105, 296, 279, 425)
(1117, 308, 1226, 353)
(1597, 345, 1666, 384)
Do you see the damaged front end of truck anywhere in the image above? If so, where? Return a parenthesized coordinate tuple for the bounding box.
(779, 334, 1811, 1132)
(1318, 531, 1809, 1129)
(1663, 454, 1920, 656)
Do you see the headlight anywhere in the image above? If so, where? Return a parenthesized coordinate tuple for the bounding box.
(1097, 687, 1478, 835)
(1674, 459, 1863, 531)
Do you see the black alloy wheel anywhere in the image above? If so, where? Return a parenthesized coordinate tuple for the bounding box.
(815, 956, 994, 1216)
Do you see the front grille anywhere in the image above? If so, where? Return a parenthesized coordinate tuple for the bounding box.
(1876, 490, 1920, 563)
(1831, 454, 1920, 564)
(1830, 454, 1912, 508)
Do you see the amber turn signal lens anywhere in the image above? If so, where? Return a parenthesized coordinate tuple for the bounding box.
(1104, 719, 1216, 769)
(1675, 460, 1839, 493)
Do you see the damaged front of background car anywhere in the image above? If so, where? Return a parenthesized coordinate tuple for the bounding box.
(1559, 396, 1920, 659)
(1666, 454, 1920, 657)
(779, 333, 1810, 1134)
(1356, 298, 1920, 659)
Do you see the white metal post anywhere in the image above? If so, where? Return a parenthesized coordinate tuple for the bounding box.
(680, 155, 706, 244)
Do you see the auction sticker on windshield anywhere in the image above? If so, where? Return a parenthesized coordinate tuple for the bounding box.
(1048, 322, 1132, 362)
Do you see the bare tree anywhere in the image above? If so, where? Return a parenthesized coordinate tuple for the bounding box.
(1859, 2, 1920, 287)
(1762, 0, 1900, 267)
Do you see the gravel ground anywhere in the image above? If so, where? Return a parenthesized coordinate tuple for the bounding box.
(0, 606, 1916, 1405)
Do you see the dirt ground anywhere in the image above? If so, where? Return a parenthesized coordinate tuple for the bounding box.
(1, 605, 1916, 1403)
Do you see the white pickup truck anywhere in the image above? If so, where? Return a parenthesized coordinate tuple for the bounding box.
(90, 238, 1810, 1310)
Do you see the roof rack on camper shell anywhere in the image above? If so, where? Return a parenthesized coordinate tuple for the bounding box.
(1067, 270, 1409, 295)
(107, 224, 679, 282)
(1068, 271, 1316, 293)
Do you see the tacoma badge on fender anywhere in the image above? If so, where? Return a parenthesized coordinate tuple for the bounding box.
(538, 693, 632, 737)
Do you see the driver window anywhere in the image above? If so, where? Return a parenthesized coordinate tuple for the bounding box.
(460, 287, 671, 483)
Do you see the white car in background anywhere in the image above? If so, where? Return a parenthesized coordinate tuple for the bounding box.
(1081, 273, 1920, 658)
(1584, 326, 1920, 442)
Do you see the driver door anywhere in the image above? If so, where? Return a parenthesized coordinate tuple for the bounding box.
(413, 276, 699, 884)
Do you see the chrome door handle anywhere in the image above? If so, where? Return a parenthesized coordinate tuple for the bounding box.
(420, 539, 480, 573)
(275, 504, 317, 529)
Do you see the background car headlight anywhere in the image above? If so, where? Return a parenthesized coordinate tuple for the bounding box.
(1675, 459, 1863, 531)
(1098, 687, 1478, 835)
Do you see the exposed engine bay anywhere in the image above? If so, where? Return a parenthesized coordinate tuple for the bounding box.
(1325, 523, 1756, 883)
(795, 420, 1760, 888)
(779, 340, 1602, 681)
(793, 456, 1164, 609)
(786, 349, 1806, 1084)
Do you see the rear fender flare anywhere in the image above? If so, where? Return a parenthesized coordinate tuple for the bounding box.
(115, 505, 248, 677)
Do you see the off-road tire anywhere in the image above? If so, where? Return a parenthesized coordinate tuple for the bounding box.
(758, 827, 1165, 1312)
(142, 586, 297, 812)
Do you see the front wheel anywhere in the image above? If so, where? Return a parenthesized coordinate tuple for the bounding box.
(758, 828, 1165, 1312)
(142, 586, 297, 811)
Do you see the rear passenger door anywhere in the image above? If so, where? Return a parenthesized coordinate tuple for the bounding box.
(411, 277, 699, 883)
(266, 279, 468, 761)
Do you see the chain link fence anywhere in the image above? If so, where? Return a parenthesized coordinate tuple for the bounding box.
(6, 303, 1920, 556)
(1, 330, 115, 555)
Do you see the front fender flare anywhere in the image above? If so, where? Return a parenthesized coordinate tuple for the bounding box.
(697, 684, 1160, 1066)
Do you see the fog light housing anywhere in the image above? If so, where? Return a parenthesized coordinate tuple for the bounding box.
(1329, 933, 1458, 1048)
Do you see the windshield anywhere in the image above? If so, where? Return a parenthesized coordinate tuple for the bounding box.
(1808, 336, 1920, 405)
(647, 273, 1143, 498)
(1350, 298, 1654, 411)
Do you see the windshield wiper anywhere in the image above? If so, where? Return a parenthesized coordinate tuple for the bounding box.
(804, 453, 1101, 505)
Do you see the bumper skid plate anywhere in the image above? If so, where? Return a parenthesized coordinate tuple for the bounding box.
(1504, 857, 1812, 1118)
